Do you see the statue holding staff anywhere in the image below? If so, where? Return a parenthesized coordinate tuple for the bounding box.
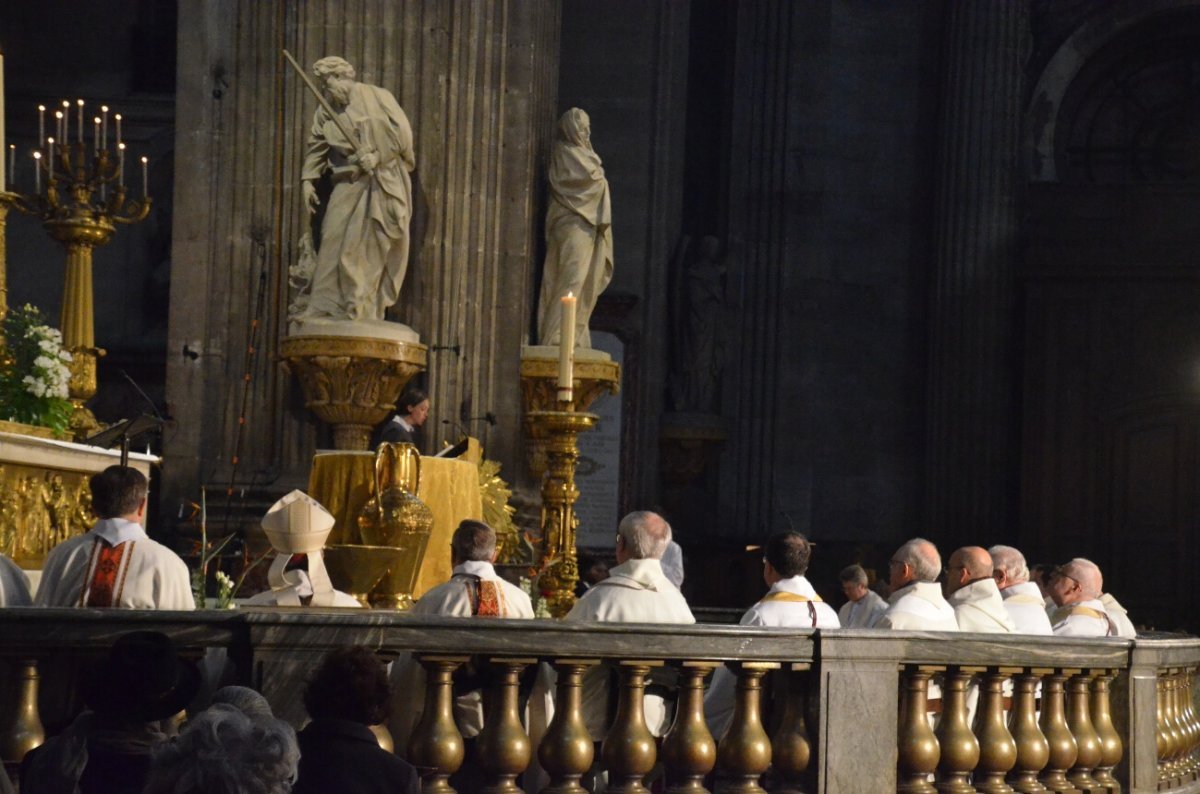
(288, 54, 416, 326)
(537, 108, 614, 348)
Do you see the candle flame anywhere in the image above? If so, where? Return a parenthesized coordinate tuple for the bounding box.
(101, 105, 109, 112)
(114, 113, 122, 120)
(32, 152, 41, 160)
(37, 104, 45, 112)
(118, 142, 126, 150)
(55, 111, 62, 120)
(76, 99, 83, 106)
(93, 117, 101, 124)
(46, 138, 53, 145)
(140, 156, 148, 164)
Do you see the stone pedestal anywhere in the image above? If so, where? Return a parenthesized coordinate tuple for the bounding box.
(280, 334, 427, 451)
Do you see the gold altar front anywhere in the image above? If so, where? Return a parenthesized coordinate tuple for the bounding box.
(307, 451, 483, 598)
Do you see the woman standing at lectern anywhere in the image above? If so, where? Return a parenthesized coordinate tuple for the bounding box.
(378, 385, 430, 447)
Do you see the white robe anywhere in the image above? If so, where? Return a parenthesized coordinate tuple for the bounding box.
(705, 575, 838, 737)
(35, 518, 195, 610)
(1050, 597, 1116, 637)
(412, 560, 535, 618)
(837, 589, 888, 628)
(947, 578, 1016, 633)
(876, 581, 959, 631)
(243, 569, 363, 608)
(999, 581, 1053, 635)
(564, 557, 695, 739)
(0, 555, 32, 606)
(1099, 593, 1137, 637)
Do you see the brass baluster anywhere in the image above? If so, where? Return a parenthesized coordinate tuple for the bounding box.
(538, 659, 597, 794)
(770, 664, 813, 794)
(714, 661, 778, 794)
(934, 666, 980, 794)
(973, 667, 1017, 794)
(477, 657, 535, 794)
(1088, 669, 1122, 792)
(1037, 669, 1079, 794)
(1007, 669, 1049, 794)
(0, 660, 44, 765)
(408, 655, 468, 794)
(602, 661, 659, 794)
(1182, 668, 1200, 781)
(660, 661, 718, 793)
(1065, 672, 1100, 792)
(1166, 670, 1187, 786)
(897, 665, 940, 794)
(1155, 673, 1170, 788)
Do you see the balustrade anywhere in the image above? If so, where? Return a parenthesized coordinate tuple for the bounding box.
(0, 610, 1196, 793)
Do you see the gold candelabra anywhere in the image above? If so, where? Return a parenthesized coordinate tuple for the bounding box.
(0, 103, 151, 438)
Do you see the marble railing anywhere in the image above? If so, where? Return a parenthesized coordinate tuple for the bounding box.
(0, 609, 1197, 793)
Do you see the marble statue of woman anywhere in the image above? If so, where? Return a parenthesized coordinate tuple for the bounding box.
(293, 56, 416, 327)
(537, 108, 614, 348)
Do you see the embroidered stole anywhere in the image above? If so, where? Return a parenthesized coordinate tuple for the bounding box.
(457, 574, 508, 617)
(1052, 605, 1114, 636)
(78, 538, 134, 608)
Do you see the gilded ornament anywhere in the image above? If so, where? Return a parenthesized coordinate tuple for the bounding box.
(357, 442, 433, 609)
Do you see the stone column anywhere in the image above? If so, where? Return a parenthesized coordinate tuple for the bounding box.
(166, 1, 561, 517)
(925, 0, 1029, 537)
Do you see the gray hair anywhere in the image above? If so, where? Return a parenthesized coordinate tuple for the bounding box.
(988, 544, 1029, 583)
(895, 537, 941, 583)
(144, 705, 298, 794)
(211, 686, 273, 721)
(617, 511, 672, 560)
(451, 520, 496, 563)
(839, 564, 869, 586)
(312, 56, 356, 81)
(1063, 557, 1103, 599)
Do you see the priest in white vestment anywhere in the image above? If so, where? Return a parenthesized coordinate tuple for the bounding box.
(836, 564, 888, 628)
(36, 466, 194, 610)
(944, 547, 1016, 633)
(564, 510, 694, 740)
(876, 538, 958, 631)
(391, 520, 539, 764)
(1099, 592, 1137, 637)
(0, 555, 32, 606)
(989, 544, 1052, 635)
(705, 531, 839, 737)
(1048, 558, 1125, 637)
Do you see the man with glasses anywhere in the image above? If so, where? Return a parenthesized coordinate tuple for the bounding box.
(1047, 558, 1121, 637)
(943, 546, 1016, 633)
(988, 544, 1053, 634)
(876, 538, 959, 631)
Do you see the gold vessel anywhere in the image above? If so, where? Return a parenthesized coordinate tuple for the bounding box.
(323, 544, 406, 608)
(357, 442, 434, 609)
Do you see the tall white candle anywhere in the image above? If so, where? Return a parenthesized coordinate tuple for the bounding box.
(140, 155, 148, 197)
(38, 105, 45, 145)
(76, 99, 84, 143)
(61, 101, 70, 142)
(93, 117, 100, 154)
(118, 142, 125, 187)
(101, 105, 108, 148)
(557, 292, 577, 401)
(115, 113, 122, 146)
(32, 151, 41, 193)
(46, 137, 53, 179)
(55, 111, 63, 143)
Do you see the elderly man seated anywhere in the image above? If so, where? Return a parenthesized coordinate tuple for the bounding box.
(876, 538, 958, 631)
(837, 564, 887, 628)
(988, 544, 1052, 634)
(1048, 558, 1131, 637)
(943, 546, 1015, 633)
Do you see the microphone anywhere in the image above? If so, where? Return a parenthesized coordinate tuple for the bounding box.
(120, 369, 167, 421)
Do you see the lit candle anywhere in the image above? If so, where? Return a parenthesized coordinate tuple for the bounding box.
(55, 111, 64, 143)
(93, 117, 100, 153)
(114, 113, 122, 147)
(76, 99, 84, 143)
(38, 105, 45, 145)
(33, 151, 41, 193)
(118, 142, 125, 187)
(61, 101, 70, 142)
(101, 105, 108, 148)
(46, 137, 53, 179)
(557, 291, 577, 401)
(140, 155, 148, 197)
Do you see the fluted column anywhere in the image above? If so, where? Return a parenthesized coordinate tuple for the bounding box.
(924, 0, 1030, 537)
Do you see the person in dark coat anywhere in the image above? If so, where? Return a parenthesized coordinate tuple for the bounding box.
(292, 646, 420, 794)
(378, 385, 430, 447)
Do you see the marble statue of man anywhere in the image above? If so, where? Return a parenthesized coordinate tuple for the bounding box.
(537, 108, 614, 348)
(297, 56, 415, 324)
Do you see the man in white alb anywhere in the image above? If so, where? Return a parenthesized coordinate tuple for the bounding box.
(988, 544, 1052, 634)
(36, 466, 194, 610)
(704, 531, 838, 737)
(876, 538, 958, 631)
(1048, 558, 1131, 637)
(943, 546, 1016, 633)
(837, 563, 887, 628)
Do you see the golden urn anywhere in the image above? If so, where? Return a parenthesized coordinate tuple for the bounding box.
(357, 442, 434, 609)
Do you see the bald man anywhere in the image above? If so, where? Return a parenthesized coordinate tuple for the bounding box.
(1048, 558, 1123, 637)
(876, 538, 958, 631)
(988, 545, 1052, 635)
(943, 547, 1016, 633)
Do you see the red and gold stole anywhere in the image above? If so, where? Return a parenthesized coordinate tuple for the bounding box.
(78, 539, 134, 608)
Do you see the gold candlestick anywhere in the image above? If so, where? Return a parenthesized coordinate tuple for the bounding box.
(2, 137, 151, 439)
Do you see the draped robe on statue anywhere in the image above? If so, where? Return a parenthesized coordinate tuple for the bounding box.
(300, 82, 415, 322)
(537, 108, 613, 348)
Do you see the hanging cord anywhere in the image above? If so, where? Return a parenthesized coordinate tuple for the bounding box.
(223, 238, 269, 532)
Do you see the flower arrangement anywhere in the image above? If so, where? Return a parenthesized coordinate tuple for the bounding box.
(0, 305, 73, 436)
